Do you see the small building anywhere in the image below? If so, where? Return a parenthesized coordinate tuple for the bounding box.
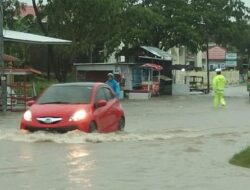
(1, 29, 72, 112)
(74, 46, 173, 98)
(74, 62, 135, 91)
(20, 5, 36, 17)
(202, 45, 237, 70)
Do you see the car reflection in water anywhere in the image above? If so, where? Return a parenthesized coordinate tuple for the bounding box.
(67, 145, 93, 187)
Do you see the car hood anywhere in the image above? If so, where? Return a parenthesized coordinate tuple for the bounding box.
(29, 104, 92, 118)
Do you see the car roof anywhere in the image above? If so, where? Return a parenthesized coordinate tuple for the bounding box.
(52, 82, 104, 87)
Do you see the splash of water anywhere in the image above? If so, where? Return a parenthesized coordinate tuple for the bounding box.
(0, 129, 204, 144)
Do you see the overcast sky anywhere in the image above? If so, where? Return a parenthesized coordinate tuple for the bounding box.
(244, 0, 250, 6)
(20, 0, 250, 7)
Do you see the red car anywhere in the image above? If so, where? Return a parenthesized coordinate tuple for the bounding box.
(20, 82, 125, 133)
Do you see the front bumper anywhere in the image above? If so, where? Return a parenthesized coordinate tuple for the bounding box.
(20, 119, 90, 133)
(25, 125, 77, 133)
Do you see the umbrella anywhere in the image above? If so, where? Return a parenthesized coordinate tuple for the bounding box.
(140, 63, 163, 71)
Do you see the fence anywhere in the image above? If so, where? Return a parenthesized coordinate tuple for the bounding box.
(174, 70, 239, 86)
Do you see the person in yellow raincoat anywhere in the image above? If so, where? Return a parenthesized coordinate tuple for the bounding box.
(213, 68, 226, 107)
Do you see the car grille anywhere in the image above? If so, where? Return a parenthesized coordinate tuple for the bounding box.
(36, 117, 63, 124)
(26, 126, 77, 133)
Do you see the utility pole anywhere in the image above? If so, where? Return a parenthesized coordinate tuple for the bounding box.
(206, 41, 210, 94)
(0, 0, 7, 112)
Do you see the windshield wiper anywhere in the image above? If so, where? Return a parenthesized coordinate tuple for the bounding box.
(39, 101, 71, 104)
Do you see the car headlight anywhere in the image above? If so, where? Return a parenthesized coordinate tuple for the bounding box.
(69, 110, 87, 122)
(23, 110, 32, 121)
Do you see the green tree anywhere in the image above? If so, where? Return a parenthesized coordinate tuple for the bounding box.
(45, 0, 124, 62)
(28, 0, 250, 82)
(138, 0, 250, 52)
(3, 0, 24, 29)
(3, 0, 38, 68)
(30, 0, 126, 81)
(188, 0, 249, 51)
(120, 2, 165, 48)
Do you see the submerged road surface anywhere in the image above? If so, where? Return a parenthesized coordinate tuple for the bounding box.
(1, 87, 250, 190)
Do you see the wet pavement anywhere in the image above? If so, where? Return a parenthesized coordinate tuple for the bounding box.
(1, 86, 250, 190)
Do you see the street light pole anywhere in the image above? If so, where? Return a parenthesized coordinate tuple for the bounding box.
(0, 0, 7, 112)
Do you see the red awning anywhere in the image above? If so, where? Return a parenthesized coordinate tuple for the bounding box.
(3, 68, 42, 75)
(140, 63, 163, 71)
(3, 54, 19, 62)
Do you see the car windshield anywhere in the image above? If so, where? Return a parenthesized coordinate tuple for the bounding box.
(37, 85, 93, 104)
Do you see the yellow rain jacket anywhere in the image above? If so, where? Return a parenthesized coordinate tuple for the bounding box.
(213, 74, 226, 107)
(213, 74, 226, 93)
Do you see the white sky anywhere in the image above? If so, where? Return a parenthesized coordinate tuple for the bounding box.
(20, 0, 32, 4)
(243, 0, 250, 6)
(20, 0, 46, 4)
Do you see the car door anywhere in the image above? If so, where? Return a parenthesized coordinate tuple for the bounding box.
(93, 87, 112, 132)
(103, 87, 119, 131)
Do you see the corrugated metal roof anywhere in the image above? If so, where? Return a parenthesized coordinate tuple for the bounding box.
(140, 46, 172, 61)
(3, 30, 71, 45)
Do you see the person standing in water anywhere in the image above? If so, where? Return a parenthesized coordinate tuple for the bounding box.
(213, 68, 226, 107)
(106, 73, 120, 98)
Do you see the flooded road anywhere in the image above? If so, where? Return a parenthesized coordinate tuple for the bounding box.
(1, 91, 250, 190)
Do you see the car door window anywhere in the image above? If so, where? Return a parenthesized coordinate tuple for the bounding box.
(95, 88, 106, 102)
(103, 88, 115, 101)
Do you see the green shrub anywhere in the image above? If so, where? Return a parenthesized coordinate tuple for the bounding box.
(230, 147, 250, 168)
(31, 76, 57, 96)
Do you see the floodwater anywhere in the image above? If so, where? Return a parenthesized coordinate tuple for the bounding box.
(1, 88, 250, 190)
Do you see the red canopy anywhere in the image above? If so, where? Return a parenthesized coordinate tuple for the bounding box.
(3, 54, 19, 62)
(3, 68, 42, 75)
(140, 63, 163, 71)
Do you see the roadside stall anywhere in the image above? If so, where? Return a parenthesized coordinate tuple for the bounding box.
(139, 63, 162, 96)
(0, 68, 41, 112)
(129, 63, 163, 99)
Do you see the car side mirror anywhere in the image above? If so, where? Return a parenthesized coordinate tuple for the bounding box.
(27, 100, 36, 107)
(95, 99, 107, 108)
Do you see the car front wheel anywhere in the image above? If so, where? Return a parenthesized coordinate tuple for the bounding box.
(88, 122, 97, 133)
(118, 117, 125, 131)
